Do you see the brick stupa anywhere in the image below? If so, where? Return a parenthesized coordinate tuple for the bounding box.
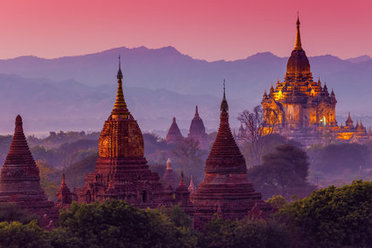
(162, 158, 178, 190)
(166, 117, 184, 144)
(0, 115, 58, 223)
(76, 60, 174, 207)
(191, 86, 270, 230)
(56, 174, 75, 209)
(188, 106, 209, 150)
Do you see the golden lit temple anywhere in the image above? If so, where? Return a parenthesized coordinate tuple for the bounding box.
(259, 16, 370, 145)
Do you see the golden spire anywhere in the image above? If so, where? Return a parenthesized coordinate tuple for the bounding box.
(61, 173, 66, 185)
(294, 13, 302, 50)
(111, 56, 129, 118)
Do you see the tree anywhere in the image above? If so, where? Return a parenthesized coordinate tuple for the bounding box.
(51, 200, 199, 248)
(238, 105, 278, 166)
(37, 161, 59, 200)
(0, 220, 50, 248)
(172, 138, 207, 183)
(0, 203, 38, 224)
(277, 180, 372, 248)
(201, 217, 291, 248)
(247, 144, 315, 199)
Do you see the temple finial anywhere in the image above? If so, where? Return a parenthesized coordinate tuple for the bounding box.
(295, 13, 302, 50)
(180, 171, 185, 186)
(62, 173, 66, 185)
(195, 105, 199, 117)
(220, 80, 228, 112)
(117, 55, 123, 80)
(112, 58, 128, 117)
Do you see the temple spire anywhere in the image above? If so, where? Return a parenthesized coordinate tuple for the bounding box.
(61, 173, 66, 186)
(294, 13, 302, 50)
(112, 57, 129, 118)
(179, 171, 185, 186)
(220, 80, 228, 112)
(195, 105, 199, 118)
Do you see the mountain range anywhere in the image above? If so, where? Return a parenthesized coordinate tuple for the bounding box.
(0, 46, 371, 136)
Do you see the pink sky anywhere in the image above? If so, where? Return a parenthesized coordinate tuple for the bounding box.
(0, 0, 371, 61)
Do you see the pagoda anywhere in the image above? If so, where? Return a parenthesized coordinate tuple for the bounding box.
(162, 158, 178, 189)
(165, 117, 184, 144)
(188, 106, 209, 150)
(191, 85, 270, 230)
(0, 115, 58, 224)
(56, 173, 76, 208)
(76, 60, 173, 207)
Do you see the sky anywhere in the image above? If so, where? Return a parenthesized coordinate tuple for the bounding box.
(0, 0, 371, 61)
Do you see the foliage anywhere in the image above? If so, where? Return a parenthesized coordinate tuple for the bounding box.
(247, 144, 315, 199)
(0, 220, 50, 248)
(172, 138, 207, 184)
(238, 105, 278, 166)
(266, 195, 287, 210)
(31, 140, 98, 169)
(159, 204, 193, 228)
(201, 217, 291, 248)
(0, 203, 38, 224)
(37, 161, 59, 200)
(63, 153, 98, 188)
(277, 180, 372, 248)
(51, 200, 199, 248)
(240, 134, 298, 168)
(307, 143, 372, 185)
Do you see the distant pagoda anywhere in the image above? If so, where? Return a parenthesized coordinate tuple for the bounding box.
(56, 173, 76, 208)
(191, 85, 270, 230)
(166, 117, 184, 144)
(0, 115, 58, 224)
(76, 60, 177, 208)
(162, 158, 178, 190)
(188, 106, 209, 150)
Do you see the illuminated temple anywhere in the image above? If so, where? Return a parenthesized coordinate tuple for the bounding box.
(258, 16, 370, 145)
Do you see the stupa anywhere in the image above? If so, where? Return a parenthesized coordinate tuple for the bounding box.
(191, 85, 270, 230)
(166, 117, 184, 144)
(0, 115, 58, 224)
(162, 158, 178, 189)
(188, 106, 209, 150)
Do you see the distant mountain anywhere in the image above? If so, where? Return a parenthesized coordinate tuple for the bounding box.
(0, 46, 371, 134)
(346, 55, 372, 64)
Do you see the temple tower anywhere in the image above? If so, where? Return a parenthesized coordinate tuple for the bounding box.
(0, 115, 57, 223)
(188, 106, 209, 150)
(162, 158, 178, 189)
(56, 173, 75, 208)
(191, 86, 269, 230)
(77, 60, 172, 207)
(166, 117, 184, 144)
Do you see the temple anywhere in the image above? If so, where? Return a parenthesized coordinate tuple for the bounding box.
(76, 60, 190, 209)
(162, 158, 178, 190)
(257, 16, 370, 145)
(166, 117, 184, 144)
(191, 85, 270, 230)
(188, 106, 210, 150)
(0, 115, 58, 226)
(56, 173, 76, 208)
